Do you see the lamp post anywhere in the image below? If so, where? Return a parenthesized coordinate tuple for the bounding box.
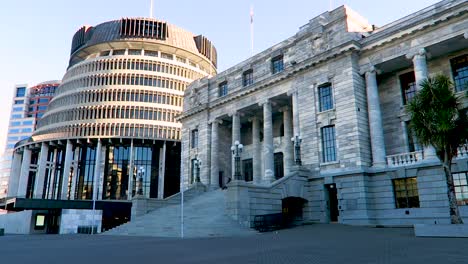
(291, 134, 302, 166)
(137, 166, 144, 196)
(231, 140, 244, 181)
(195, 159, 202, 183)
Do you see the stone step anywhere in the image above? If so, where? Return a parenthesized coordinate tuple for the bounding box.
(103, 189, 256, 238)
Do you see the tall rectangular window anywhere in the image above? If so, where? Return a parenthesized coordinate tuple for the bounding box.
(453, 172, 468, 205)
(218, 81, 228, 97)
(318, 83, 333, 112)
(16, 87, 26, 97)
(393, 177, 420, 208)
(321, 126, 337, 162)
(242, 159, 253, 182)
(242, 69, 253, 87)
(191, 129, 198, 148)
(271, 55, 284, 74)
(274, 153, 284, 179)
(451, 54, 468, 92)
(405, 121, 422, 152)
(400, 72, 416, 105)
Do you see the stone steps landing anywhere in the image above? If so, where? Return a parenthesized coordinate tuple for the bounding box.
(103, 189, 256, 238)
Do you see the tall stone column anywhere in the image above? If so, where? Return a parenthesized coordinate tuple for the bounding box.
(231, 111, 241, 179)
(291, 89, 300, 138)
(17, 148, 32, 198)
(261, 100, 275, 183)
(281, 106, 293, 175)
(157, 141, 166, 199)
(69, 146, 80, 200)
(410, 48, 437, 161)
(92, 139, 102, 201)
(127, 139, 134, 200)
(8, 151, 23, 197)
(365, 67, 387, 167)
(34, 142, 49, 199)
(48, 149, 58, 199)
(210, 120, 220, 189)
(60, 140, 74, 200)
(250, 116, 262, 184)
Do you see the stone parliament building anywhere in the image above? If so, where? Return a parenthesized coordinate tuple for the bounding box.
(179, 0, 468, 227)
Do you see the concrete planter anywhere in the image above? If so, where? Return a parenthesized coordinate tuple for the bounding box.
(414, 224, 468, 237)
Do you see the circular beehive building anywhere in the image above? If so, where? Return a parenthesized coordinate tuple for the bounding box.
(9, 18, 217, 209)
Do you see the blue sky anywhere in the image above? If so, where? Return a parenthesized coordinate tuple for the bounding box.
(0, 0, 441, 150)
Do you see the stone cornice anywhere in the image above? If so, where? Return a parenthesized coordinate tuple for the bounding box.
(180, 41, 361, 121)
(360, 1, 468, 52)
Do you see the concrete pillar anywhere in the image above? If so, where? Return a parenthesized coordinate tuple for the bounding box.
(250, 116, 262, 184)
(157, 141, 166, 199)
(34, 143, 49, 199)
(210, 120, 220, 189)
(127, 139, 134, 200)
(291, 89, 300, 138)
(48, 149, 58, 199)
(92, 140, 102, 201)
(69, 146, 80, 200)
(281, 106, 294, 175)
(410, 48, 437, 161)
(17, 148, 32, 198)
(262, 100, 275, 182)
(8, 151, 23, 197)
(231, 111, 241, 179)
(365, 68, 387, 167)
(60, 140, 74, 200)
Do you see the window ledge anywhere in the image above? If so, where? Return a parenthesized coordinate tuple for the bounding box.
(320, 161, 339, 166)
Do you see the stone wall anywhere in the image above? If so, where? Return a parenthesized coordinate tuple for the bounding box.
(60, 209, 102, 234)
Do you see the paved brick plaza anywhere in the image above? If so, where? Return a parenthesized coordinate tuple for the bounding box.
(1, 224, 467, 264)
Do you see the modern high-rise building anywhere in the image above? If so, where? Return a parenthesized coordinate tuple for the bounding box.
(2, 17, 216, 234)
(0, 81, 60, 198)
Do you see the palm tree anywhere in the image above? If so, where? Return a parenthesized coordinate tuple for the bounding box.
(407, 74, 468, 224)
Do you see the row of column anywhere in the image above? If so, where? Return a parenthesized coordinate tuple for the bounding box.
(365, 48, 437, 167)
(8, 139, 168, 200)
(209, 93, 300, 187)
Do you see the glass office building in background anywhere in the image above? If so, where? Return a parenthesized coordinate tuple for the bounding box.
(0, 81, 60, 198)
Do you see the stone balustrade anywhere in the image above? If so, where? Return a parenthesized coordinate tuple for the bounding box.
(387, 151, 424, 167)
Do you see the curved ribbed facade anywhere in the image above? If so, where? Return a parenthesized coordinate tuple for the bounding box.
(9, 18, 216, 213)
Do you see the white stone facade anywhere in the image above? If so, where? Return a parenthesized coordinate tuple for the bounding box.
(180, 0, 468, 227)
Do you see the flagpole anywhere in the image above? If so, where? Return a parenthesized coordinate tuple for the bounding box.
(250, 5, 254, 56)
(150, 0, 154, 18)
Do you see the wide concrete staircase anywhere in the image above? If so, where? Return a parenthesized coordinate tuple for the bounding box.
(103, 189, 256, 238)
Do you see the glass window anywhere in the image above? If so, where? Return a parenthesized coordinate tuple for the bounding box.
(218, 82, 228, 97)
(191, 129, 199, 148)
(11, 114, 21, 119)
(405, 121, 422, 152)
(12, 106, 22, 112)
(451, 54, 468, 92)
(318, 83, 333, 112)
(8, 129, 20, 133)
(22, 120, 33, 125)
(100, 50, 110, 56)
(145, 50, 158, 57)
(453, 172, 468, 206)
(274, 153, 284, 180)
(242, 69, 254, 87)
(34, 214, 46, 230)
(11, 121, 21, 126)
(393, 177, 420, 208)
(161, 53, 173, 60)
(321, 125, 337, 162)
(271, 55, 284, 74)
(7, 136, 19, 141)
(14, 100, 24, 104)
(113, 49, 125, 56)
(21, 128, 33, 133)
(400, 71, 416, 105)
(128, 49, 141, 55)
(242, 159, 253, 182)
(16, 87, 26, 97)
(38, 105, 47, 111)
(38, 98, 49, 103)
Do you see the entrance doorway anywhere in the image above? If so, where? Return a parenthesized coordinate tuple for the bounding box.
(325, 183, 339, 222)
(46, 209, 61, 234)
(282, 197, 306, 227)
